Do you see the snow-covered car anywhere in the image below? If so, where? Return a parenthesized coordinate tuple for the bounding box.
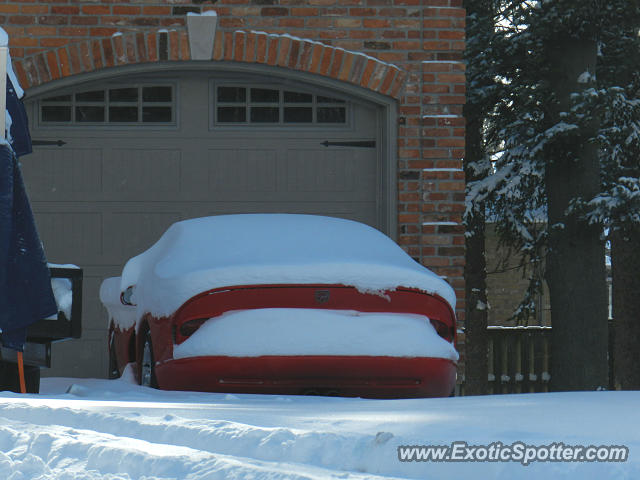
(101, 214, 459, 398)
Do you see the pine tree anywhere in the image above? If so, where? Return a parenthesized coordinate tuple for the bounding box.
(463, 0, 497, 395)
(588, 3, 640, 389)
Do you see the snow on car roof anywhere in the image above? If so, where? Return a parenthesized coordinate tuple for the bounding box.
(108, 214, 456, 319)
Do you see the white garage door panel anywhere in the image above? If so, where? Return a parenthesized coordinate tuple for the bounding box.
(105, 149, 182, 195)
(105, 212, 183, 261)
(208, 149, 278, 193)
(285, 149, 375, 198)
(36, 212, 104, 262)
(23, 148, 103, 200)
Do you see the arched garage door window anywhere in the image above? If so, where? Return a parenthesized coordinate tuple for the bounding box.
(39, 84, 176, 125)
(214, 85, 348, 126)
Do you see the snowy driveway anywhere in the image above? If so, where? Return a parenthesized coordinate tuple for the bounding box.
(0, 372, 636, 479)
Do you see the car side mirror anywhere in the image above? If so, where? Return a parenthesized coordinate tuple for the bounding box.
(120, 285, 137, 306)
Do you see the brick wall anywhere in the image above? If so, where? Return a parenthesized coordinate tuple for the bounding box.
(3, 0, 466, 316)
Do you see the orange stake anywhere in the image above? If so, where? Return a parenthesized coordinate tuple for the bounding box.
(17, 352, 26, 394)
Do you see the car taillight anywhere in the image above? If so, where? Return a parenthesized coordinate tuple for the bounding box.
(430, 318, 454, 343)
(179, 318, 208, 338)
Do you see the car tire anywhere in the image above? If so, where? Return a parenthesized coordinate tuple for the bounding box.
(140, 330, 158, 388)
(108, 333, 120, 380)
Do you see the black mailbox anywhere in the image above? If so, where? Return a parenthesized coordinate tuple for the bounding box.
(27, 267, 83, 342)
(2, 266, 84, 368)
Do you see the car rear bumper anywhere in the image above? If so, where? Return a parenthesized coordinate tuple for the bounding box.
(155, 355, 456, 398)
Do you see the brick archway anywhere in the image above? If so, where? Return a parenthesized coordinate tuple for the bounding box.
(13, 29, 407, 99)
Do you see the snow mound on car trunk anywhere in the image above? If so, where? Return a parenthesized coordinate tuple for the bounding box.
(113, 214, 457, 319)
(173, 308, 459, 361)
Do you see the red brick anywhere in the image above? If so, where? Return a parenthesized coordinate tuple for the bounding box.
(368, 63, 387, 91)
(71, 16, 98, 26)
(13, 60, 28, 88)
(82, 5, 109, 15)
(143, 6, 171, 16)
(90, 28, 119, 37)
(113, 6, 140, 15)
(379, 68, 398, 95)
(363, 18, 390, 28)
(350, 8, 377, 15)
(244, 32, 256, 63)
(291, 7, 319, 16)
(435, 73, 465, 84)
(213, 30, 224, 61)
(60, 27, 88, 36)
(279, 18, 304, 28)
(308, 43, 323, 73)
(91, 40, 103, 70)
(254, 32, 267, 63)
(27, 26, 56, 35)
(328, 47, 343, 78)
(318, 45, 333, 75)
(9, 16, 34, 25)
(39, 38, 67, 48)
(112, 34, 125, 65)
(338, 52, 354, 82)
(34, 53, 51, 83)
(223, 31, 234, 61)
(359, 59, 376, 87)
(79, 41, 92, 71)
(169, 30, 179, 61)
(45, 50, 59, 80)
(276, 36, 290, 67)
(11, 36, 37, 47)
(266, 36, 279, 66)
(38, 15, 66, 25)
(0, 5, 20, 14)
(348, 54, 366, 83)
(234, 31, 246, 62)
(51, 6, 78, 15)
(135, 32, 147, 62)
(57, 46, 71, 77)
(101, 38, 114, 67)
(288, 39, 301, 69)
(20, 5, 48, 14)
(23, 57, 38, 87)
(179, 31, 189, 61)
(389, 71, 407, 98)
(126, 34, 138, 63)
(146, 32, 158, 62)
(262, 7, 288, 16)
(439, 30, 465, 40)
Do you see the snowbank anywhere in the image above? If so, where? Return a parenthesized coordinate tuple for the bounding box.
(0, 379, 634, 479)
(106, 214, 456, 322)
(173, 308, 459, 360)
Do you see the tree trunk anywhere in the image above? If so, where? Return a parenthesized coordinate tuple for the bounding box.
(462, 0, 493, 396)
(611, 226, 640, 389)
(464, 209, 489, 395)
(545, 38, 609, 391)
(463, 119, 489, 395)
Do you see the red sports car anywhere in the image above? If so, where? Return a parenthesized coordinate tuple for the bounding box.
(101, 214, 458, 398)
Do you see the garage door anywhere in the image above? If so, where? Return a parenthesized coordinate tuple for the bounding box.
(22, 69, 382, 378)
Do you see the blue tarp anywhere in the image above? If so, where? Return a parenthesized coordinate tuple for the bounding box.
(6, 75, 32, 158)
(0, 77, 56, 351)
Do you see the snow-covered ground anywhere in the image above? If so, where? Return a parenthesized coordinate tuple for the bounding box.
(0, 371, 636, 479)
